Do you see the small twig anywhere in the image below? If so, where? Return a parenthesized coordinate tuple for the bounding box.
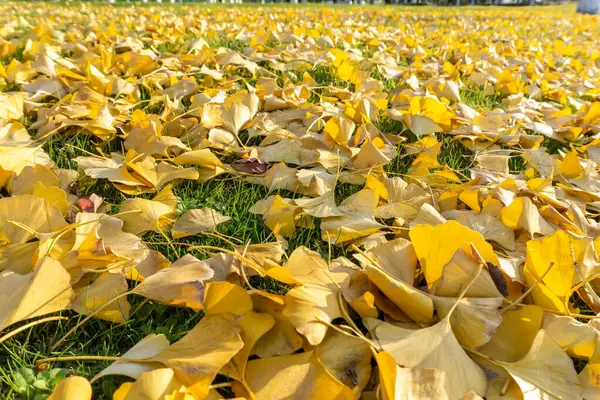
(209, 382, 233, 389)
(0, 317, 68, 345)
(447, 243, 485, 317)
(462, 346, 503, 368)
(129, 298, 149, 319)
(239, 242, 254, 290)
(315, 317, 377, 351)
(188, 245, 264, 273)
(36, 355, 125, 365)
(501, 262, 555, 313)
(50, 291, 131, 352)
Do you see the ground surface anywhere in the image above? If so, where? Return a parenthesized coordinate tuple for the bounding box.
(1, 2, 599, 400)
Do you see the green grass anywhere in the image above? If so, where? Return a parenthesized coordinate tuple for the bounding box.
(0, 11, 535, 399)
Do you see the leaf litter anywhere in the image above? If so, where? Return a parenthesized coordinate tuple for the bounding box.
(0, 2, 600, 399)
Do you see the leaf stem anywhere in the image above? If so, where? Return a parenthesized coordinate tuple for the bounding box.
(0, 316, 68, 345)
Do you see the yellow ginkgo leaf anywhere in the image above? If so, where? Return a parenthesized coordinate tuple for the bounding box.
(542, 314, 598, 359)
(250, 290, 304, 358)
(432, 296, 503, 349)
(408, 114, 443, 137)
(172, 149, 223, 169)
(431, 245, 503, 298)
(316, 329, 373, 397)
(250, 195, 300, 238)
(0, 257, 74, 331)
(112, 368, 195, 400)
(47, 376, 92, 400)
(222, 310, 275, 382)
(365, 316, 488, 399)
(409, 221, 499, 290)
(148, 315, 244, 399)
(523, 230, 582, 312)
(31, 181, 69, 215)
(358, 238, 417, 285)
(580, 336, 600, 399)
(559, 151, 583, 179)
(497, 330, 582, 400)
(445, 210, 516, 251)
(234, 350, 354, 400)
(172, 208, 231, 239)
(321, 213, 385, 244)
(280, 247, 352, 345)
(376, 351, 452, 400)
(499, 197, 555, 237)
(118, 185, 177, 235)
(72, 272, 131, 323)
(133, 254, 214, 309)
(479, 305, 544, 363)
(93, 334, 170, 382)
(204, 281, 253, 316)
(323, 115, 355, 148)
(0, 194, 67, 244)
(365, 264, 435, 324)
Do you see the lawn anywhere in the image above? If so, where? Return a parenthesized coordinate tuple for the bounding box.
(1, 2, 599, 399)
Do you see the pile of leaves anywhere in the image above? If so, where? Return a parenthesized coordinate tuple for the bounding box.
(1, 2, 600, 399)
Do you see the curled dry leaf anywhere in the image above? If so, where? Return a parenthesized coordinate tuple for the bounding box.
(231, 158, 272, 174)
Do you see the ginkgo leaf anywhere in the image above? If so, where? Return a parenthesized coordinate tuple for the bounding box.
(221, 102, 251, 135)
(321, 213, 385, 244)
(72, 272, 131, 323)
(222, 310, 275, 382)
(409, 221, 499, 290)
(431, 245, 503, 298)
(294, 191, 343, 218)
(148, 315, 244, 399)
(356, 238, 417, 285)
(277, 247, 352, 345)
(500, 197, 555, 237)
(432, 296, 503, 349)
(444, 210, 516, 251)
(498, 330, 582, 400)
(408, 114, 443, 136)
(580, 336, 600, 399)
(376, 351, 452, 400)
(366, 317, 488, 399)
(250, 290, 304, 358)
(479, 305, 544, 362)
(523, 229, 581, 312)
(118, 185, 177, 235)
(172, 149, 223, 169)
(94, 334, 170, 382)
(47, 376, 92, 400)
(0, 194, 67, 244)
(112, 368, 195, 400)
(31, 181, 69, 215)
(183, 281, 274, 389)
(542, 314, 597, 359)
(341, 270, 379, 319)
(316, 329, 373, 397)
(234, 350, 354, 400)
(365, 264, 435, 324)
(204, 281, 253, 316)
(133, 254, 214, 309)
(0, 257, 74, 331)
(250, 195, 300, 237)
(74, 156, 141, 188)
(172, 208, 231, 239)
